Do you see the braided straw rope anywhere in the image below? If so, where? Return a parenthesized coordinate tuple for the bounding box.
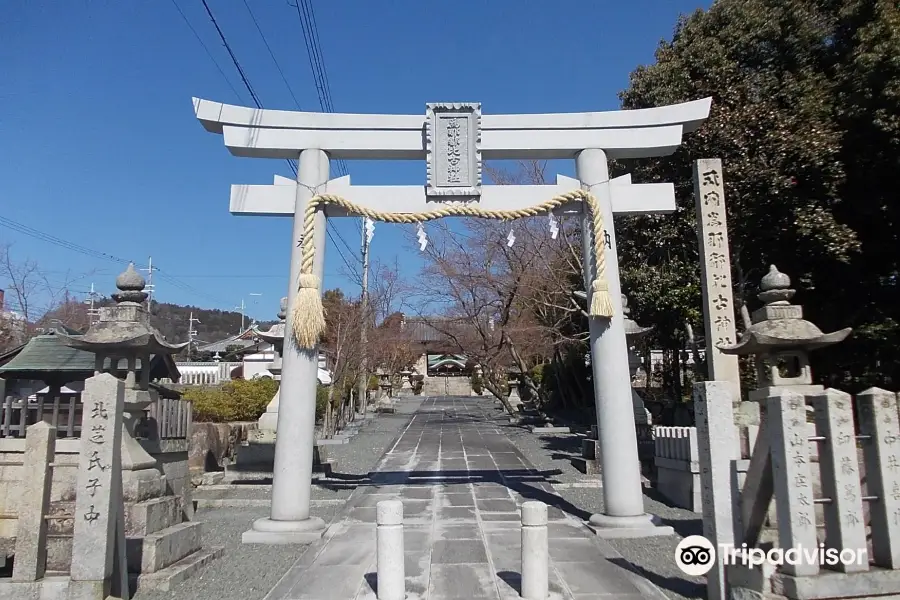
(291, 189, 613, 349)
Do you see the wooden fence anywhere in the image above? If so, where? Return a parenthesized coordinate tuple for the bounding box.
(147, 396, 193, 440)
(0, 393, 192, 440)
(0, 394, 81, 438)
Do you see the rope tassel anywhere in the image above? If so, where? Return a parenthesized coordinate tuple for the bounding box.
(291, 274, 326, 350)
(290, 190, 614, 350)
(588, 279, 614, 318)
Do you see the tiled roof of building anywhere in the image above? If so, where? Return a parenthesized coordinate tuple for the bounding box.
(401, 317, 475, 344)
(0, 332, 180, 384)
(196, 328, 259, 353)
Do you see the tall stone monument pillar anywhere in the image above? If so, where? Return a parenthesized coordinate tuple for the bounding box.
(576, 149, 671, 538)
(693, 160, 741, 399)
(243, 148, 330, 544)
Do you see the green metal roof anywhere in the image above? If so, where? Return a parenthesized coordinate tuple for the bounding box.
(427, 354, 468, 369)
(0, 333, 179, 383)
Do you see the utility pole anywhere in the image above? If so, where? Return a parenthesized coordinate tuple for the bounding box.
(356, 218, 373, 416)
(85, 283, 101, 326)
(236, 293, 262, 333)
(140, 257, 155, 312)
(188, 312, 201, 359)
(236, 298, 246, 333)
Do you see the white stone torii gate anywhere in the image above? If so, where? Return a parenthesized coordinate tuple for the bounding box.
(193, 97, 711, 543)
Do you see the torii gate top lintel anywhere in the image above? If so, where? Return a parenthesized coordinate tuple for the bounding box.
(192, 97, 712, 161)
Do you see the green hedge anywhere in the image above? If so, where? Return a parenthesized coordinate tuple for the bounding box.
(187, 378, 278, 423)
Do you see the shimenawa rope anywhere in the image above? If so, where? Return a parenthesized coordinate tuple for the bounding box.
(291, 189, 613, 350)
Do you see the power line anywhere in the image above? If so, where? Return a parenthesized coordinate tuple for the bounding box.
(326, 224, 360, 282)
(201, 0, 296, 177)
(168, 0, 243, 103)
(0, 215, 228, 308)
(200, 0, 263, 109)
(290, 0, 348, 177)
(241, 0, 303, 110)
(332, 222, 359, 262)
(0, 215, 131, 265)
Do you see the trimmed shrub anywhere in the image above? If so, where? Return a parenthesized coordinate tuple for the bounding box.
(188, 378, 278, 422)
(316, 384, 329, 422)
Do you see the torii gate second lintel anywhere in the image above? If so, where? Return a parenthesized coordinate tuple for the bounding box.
(194, 98, 711, 544)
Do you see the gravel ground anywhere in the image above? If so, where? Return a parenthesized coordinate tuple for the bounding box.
(499, 407, 706, 600)
(132, 398, 422, 600)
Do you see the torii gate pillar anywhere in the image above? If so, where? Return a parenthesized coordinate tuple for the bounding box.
(242, 149, 330, 544)
(577, 149, 670, 536)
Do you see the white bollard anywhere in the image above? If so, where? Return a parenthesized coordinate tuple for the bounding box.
(376, 500, 405, 600)
(521, 501, 549, 600)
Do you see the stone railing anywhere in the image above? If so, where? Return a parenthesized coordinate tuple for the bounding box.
(653, 426, 700, 511)
(695, 382, 900, 600)
(165, 361, 242, 386)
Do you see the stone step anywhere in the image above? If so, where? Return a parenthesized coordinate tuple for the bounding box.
(571, 457, 600, 476)
(219, 465, 332, 484)
(126, 521, 203, 574)
(126, 496, 183, 537)
(43, 496, 185, 538)
(131, 546, 224, 592)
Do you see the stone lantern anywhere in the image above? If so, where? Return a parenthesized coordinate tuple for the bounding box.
(57, 264, 188, 491)
(718, 265, 851, 401)
(622, 294, 653, 425)
(397, 368, 413, 397)
(253, 297, 287, 438)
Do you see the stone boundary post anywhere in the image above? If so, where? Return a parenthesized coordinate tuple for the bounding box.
(694, 381, 739, 600)
(376, 500, 404, 600)
(11, 422, 56, 582)
(768, 391, 819, 577)
(857, 388, 900, 568)
(521, 501, 549, 600)
(69, 373, 128, 600)
(692, 159, 740, 398)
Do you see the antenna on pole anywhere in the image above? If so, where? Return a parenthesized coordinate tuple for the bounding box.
(140, 256, 155, 312)
(84, 283, 101, 326)
(237, 293, 262, 333)
(188, 311, 201, 358)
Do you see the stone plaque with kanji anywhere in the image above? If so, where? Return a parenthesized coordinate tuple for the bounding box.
(426, 102, 482, 197)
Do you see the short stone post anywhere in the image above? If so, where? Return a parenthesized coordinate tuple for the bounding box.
(811, 389, 868, 572)
(69, 373, 128, 600)
(768, 391, 819, 577)
(857, 388, 900, 568)
(376, 500, 404, 600)
(693, 382, 739, 600)
(12, 421, 56, 582)
(521, 501, 549, 600)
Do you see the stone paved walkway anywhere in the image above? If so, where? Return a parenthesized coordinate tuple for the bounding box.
(264, 397, 667, 600)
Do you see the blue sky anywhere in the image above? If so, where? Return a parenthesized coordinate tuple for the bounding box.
(1, 0, 709, 324)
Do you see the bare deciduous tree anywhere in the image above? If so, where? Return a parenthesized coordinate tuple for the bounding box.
(0, 244, 96, 350)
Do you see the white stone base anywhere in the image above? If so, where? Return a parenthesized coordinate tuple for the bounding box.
(654, 457, 701, 512)
(256, 389, 280, 433)
(241, 516, 326, 545)
(586, 513, 674, 539)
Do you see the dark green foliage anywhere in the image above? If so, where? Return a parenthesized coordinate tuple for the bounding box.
(617, 0, 900, 392)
